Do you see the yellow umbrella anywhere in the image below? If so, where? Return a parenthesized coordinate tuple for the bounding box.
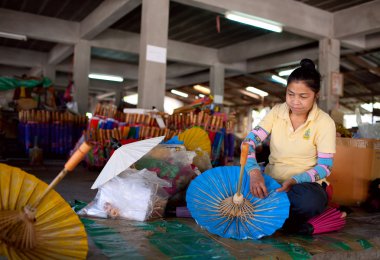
(0, 144, 90, 259)
(178, 127, 211, 155)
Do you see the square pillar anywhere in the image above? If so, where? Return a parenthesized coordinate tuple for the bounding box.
(137, 0, 169, 111)
(210, 63, 225, 105)
(318, 38, 340, 113)
(73, 40, 90, 114)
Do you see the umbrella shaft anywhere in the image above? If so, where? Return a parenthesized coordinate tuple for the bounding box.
(33, 169, 69, 208)
(236, 166, 244, 195)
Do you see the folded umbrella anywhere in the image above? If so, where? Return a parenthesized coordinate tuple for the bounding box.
(91, 136, 165, 189)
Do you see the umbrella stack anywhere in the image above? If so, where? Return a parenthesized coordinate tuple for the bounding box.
(82, 103, 236, 168)
(18, 110, 87, 157)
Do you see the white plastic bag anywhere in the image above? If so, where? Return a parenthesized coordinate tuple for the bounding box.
(355, 107, 380, 139)
(78, 168, 171, 221)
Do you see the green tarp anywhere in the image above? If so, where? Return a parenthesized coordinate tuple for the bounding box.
(0, 77, 52, 91)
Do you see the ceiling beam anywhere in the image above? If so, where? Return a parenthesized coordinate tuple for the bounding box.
(218, 32, 314, 63)
(92, 29, 220, 67)
(227, 76, 284, 102)
(0, 8, 79, 44)
(56, 59, 139, 80)
(345, 54, 380, 77)
(173, 0, 332, 39)
(46, 0, 141, 68)
(0, 8, 245, 70)
(167, 70, 240, 89)
(55, 76, 127, 91)
(366, 33, 380, 50)
(92, 29, 247, 70)
(344, 70, 379, 92)
(166, 63, 207, 78)
(80, 0, 141, 39)
(247, 47, 358, 75)
(0, 66, 30, 77)
(168, 47, 328, 90)
(342, 92, 380, 98)
(340, 59, 360, 71)
(247, 47, 319, 73)
(91, 29, 139, 54)
(48, 44, 74, 65)
(243, 74, 286, 101)
(334, 0, 380, 38)
(340, 36, 366, 51)
(0, 46, 211, 81)
(58, 59, 210, 80)
(167, 38, 219, 66)
(0, 46, 47, 68)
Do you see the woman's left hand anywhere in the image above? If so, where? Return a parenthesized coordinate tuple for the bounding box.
(276, 178, 296, 192)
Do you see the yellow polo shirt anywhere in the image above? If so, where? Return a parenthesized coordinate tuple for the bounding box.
(259, 102, 336, 183)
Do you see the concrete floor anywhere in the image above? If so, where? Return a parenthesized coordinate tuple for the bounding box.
(2, 159, 380, 259)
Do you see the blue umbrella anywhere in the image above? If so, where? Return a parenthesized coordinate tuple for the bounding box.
(186, 145, 290, 240)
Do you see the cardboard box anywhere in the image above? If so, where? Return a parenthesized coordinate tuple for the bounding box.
(328, 138, 380, 206)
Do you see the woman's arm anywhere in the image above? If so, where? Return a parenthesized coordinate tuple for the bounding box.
(243, 126, 270, 198)
(276, 152, 334, 192)
(292, 152, 334, 183)
(243, 126, 270, 173)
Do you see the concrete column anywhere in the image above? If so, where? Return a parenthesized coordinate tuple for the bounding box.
(137, 0, 169, 111)
(89, 95, 97, 114)
(43, 65, 56, 83)
(247, 107, 253, 133)
(73, 40, 91, 114)
(210, 63, 225, 105)
(114, 88, 123, 108)
(318, 38, 340, 113)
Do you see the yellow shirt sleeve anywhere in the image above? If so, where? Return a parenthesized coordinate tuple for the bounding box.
(258, 105, 280, 134)
(315, 114, 336, 153)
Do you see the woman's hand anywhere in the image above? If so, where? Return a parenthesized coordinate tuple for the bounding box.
(276, 178, 296, 192)
(249, 169, 268, 198)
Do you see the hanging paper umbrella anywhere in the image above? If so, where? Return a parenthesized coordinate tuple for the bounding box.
(0, 142, 91, 259)
(91, 136, 165, 189)
(178, 127, 211, 155)
(186, 144, 290, 240)
(224, 128, 235, 163)
(211, 128, 224, 166)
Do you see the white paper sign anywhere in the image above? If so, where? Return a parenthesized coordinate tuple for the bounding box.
(214, 95, 224, 104)
(146, 45, 167, 64)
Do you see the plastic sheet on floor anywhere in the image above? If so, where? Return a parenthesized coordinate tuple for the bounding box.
(72, 201, 380, 259)
(81, 218, 144, 259)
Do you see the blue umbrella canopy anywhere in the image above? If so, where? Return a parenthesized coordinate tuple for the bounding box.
(186, 166, 290, 239)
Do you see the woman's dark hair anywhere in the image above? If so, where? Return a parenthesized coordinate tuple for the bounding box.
(287, 58, 321, 93)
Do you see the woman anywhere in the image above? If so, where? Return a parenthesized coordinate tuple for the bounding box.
(243, 58, 336, 232)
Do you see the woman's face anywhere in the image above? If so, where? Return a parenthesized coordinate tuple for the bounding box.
(286, 81, 317, 116)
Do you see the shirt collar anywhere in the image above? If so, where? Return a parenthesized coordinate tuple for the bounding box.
(279, 102, 319, 121)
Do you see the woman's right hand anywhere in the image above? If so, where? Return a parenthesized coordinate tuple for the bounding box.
(249, 169, 268, 198)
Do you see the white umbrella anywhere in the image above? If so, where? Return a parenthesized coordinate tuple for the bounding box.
(91, 136, 165, 189)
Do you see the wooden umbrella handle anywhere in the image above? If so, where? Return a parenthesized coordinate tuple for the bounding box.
(234, 143, 250, 203)
(64, 142, 92, 171)
(240, 143, 249, 167)
(33, 142, 92, 208)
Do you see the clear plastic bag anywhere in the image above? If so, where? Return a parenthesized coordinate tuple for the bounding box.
(355, 107, 380, 139)
(134, 144, 197, 196)
(78, 168, 171, 221)
(358, 123, 380, 139)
